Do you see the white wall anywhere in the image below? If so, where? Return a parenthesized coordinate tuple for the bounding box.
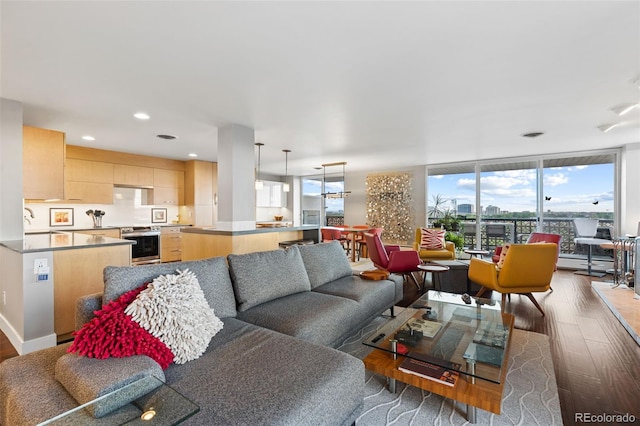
(344, 165, 426, 243)
(621, 143, 640, 235)
(23, 203, 180, 231)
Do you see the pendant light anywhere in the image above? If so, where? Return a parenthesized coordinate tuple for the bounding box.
(282, 149, 291, 192)
(321, 161, 351, 198)
(255, 142, 264, 190)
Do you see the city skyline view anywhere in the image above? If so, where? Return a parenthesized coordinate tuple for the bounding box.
(428, 163, 614, 215)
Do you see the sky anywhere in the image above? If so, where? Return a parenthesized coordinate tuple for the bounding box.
(428, 164, 614, 214)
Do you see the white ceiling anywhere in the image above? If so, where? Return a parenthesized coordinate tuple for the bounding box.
(2, 1, 639, 177)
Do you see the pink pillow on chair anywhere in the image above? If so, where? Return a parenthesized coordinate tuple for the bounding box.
(420, 228, 445, 250)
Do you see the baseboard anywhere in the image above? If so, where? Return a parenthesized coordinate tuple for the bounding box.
(0, 314, 56, 355)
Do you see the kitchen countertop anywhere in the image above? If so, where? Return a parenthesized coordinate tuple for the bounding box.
(182, 224, 319, 236)
(0, 232, 134, 254)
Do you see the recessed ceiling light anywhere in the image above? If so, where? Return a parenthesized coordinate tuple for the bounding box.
(521, 132, 544, 138)
(81, 135, 95, 141)
(611, 103, 639, 116)
(156, 134, 177, 140)
(188, 153, 198, 158)
(134, 112, 150, 120)
(597, 123, 621, 133)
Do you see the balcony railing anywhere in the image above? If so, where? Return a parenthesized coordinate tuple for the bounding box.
(460, 218, 614, 258)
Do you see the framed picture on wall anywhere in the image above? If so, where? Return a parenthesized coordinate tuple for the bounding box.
(151, 208, 167, 223)
(50, 208, 74, 227)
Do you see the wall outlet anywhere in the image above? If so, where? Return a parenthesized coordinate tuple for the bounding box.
(34, 258, 48, 274)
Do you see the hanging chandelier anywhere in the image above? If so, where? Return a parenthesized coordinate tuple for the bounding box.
(321, 161, 351, 198)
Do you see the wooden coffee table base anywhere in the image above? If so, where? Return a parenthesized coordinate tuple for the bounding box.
(362, 337, 511, 422)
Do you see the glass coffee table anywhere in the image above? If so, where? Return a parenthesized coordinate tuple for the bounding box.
(362, 291, 514, 423)
(39, 376, 199, 425)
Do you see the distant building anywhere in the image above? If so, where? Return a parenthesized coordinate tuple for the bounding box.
(458, 203, 474, 214)
(485, 205, 501, 215)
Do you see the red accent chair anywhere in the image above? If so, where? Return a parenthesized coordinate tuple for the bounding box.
(493, 232, 562, 270)
(365, 232, 422, 289)
(356, 227, 383, 260)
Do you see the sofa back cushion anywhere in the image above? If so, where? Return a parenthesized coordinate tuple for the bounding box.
(298, 241, 353, 289)
(103, 257, 237, 319)
(228, 245, 311, 312)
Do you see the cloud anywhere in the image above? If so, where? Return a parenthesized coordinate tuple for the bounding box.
(544, 172, 568, 186)
(431, 175, 444, 179)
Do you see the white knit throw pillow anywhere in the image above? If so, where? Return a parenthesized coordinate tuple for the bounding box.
(125, 269, 224, 364)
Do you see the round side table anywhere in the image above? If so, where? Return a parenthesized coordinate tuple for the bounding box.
(465, 249, 490, 259)
(418, 263, 450, 294)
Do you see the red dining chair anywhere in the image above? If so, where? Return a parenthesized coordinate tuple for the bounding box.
(321, 227, 349, 253)
(357, 227, 383, 260)
(365, 232, 422, 289)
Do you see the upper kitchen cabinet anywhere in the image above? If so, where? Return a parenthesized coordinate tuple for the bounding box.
(256, 181, 286, 207)
(23, 126, 65, 200)
(113, 164, 154, 187)
(64, 159, 114, 204)
(151, 168, 184, 205)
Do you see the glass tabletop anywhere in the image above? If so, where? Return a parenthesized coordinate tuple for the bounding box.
(39, 376, 199, 425)
(363, 290, 514, 384)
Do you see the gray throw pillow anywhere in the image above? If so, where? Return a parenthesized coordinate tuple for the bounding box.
(228, 245, 311, 311)
(103, 257, 237, 319)
(298, 241, 353, 288)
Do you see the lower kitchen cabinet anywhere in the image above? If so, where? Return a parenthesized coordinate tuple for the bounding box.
(161, 226, 182, 262)
(53, 244, 130, 340)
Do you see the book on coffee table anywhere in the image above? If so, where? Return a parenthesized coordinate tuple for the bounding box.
(398, 352, 461, 387)
(403, 318, 442, 338)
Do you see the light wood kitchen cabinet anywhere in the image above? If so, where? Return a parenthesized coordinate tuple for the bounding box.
(113, 164, 154, 187)
(53, 244, 130, 338)
(65, 159, 114, 204)
(23, 126, 66, 200)
(184, 160, 216, 225)
(161, 226, 182, 262)
(74, 228, 120, 238)
(152, 169, 184, 205)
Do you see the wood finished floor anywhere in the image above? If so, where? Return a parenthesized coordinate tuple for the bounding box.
(2, 270, 640, 425)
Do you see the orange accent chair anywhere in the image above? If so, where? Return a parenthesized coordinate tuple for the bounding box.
(468, 243, 557, 316)
(493, 232, 562, 270)
(412, 228, 456, 262)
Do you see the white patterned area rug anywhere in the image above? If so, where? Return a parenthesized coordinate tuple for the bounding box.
(338, 316, 563, 426)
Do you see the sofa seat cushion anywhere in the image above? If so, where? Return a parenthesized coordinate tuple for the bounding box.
(235, 291, 362, 347)
(103, 257, 237, 319)
(55, 354, 165, 418)
(298, 241, 353, 288)
(164, 318, 364, 426)
(228, 245, 312, 312)
(312, 275, 397, 317)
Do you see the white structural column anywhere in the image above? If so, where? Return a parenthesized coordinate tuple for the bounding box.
(217, 124, 257, 231)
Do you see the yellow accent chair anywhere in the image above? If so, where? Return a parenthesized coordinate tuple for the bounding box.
(413, 228, 456, 262)
(468, 243, 557, 316)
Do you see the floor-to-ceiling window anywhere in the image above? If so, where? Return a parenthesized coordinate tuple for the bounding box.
(427, 149, 618, 258)
(301, 176, 345, 226)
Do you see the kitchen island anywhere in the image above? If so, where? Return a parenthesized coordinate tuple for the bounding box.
(181, 225, 319, 260)
(0, 232, 133, 353)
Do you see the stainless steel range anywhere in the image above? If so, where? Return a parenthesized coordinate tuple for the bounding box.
(120, 226, 161, 265)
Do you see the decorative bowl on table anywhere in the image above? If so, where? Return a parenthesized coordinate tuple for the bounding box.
(274, 215, 284, 221)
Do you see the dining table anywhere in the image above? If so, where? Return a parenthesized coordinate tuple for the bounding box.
(339, 226, 369, 262)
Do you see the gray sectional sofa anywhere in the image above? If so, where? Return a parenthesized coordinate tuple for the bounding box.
(0, 241, 403, 425)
